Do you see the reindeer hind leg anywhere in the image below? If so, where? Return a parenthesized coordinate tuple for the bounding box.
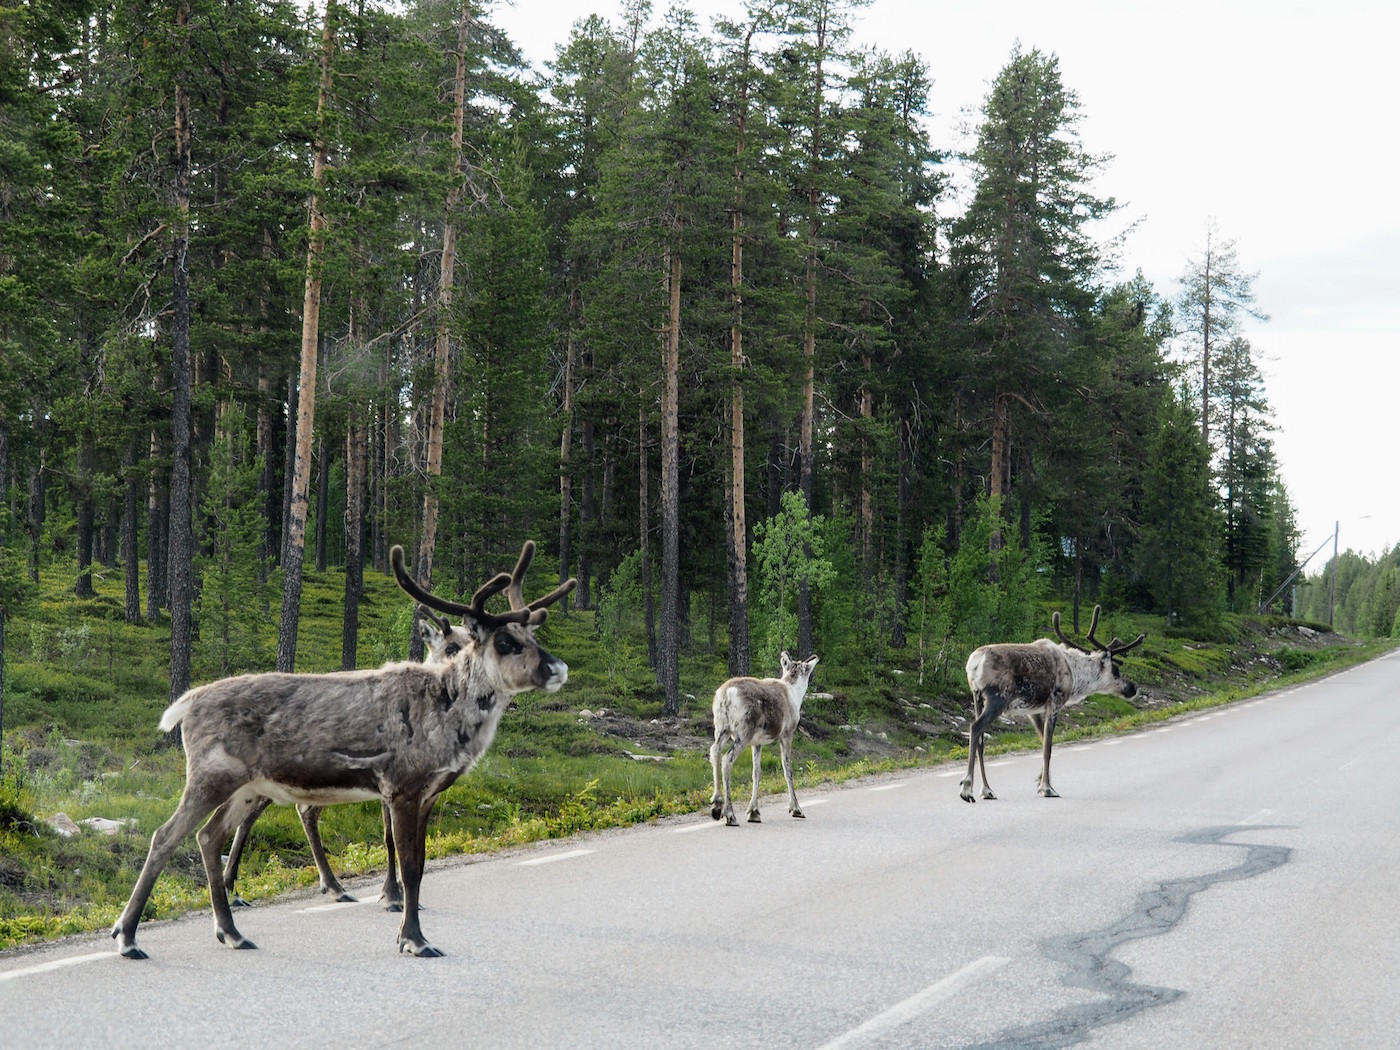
(298, 804, 355, 902)
(709, 728, 728, 821)
(780, 736, 803, 818)
(747, 743, 764, 822)
(197, 791, 266, 950)
(112, 775, 239, 958)
(222, 796, 272, 907)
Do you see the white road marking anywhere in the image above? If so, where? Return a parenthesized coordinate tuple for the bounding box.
(297, 898, 378, 914)
(816, 956, 1011, 1050)
(867, 783, 905, 792)
(1237, 808, 1273, 826)
(1101, 739, 1123, 746)
(519, 849, 595, 866)
(936, 770, 963, 778)
(1338, 758, 1362, 772)
(803, 798, 830, 806)
(0, 951, 110, 984)
(672, 820, 721, 834)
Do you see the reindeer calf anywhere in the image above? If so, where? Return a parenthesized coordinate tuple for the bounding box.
(961, 607, 1144, 802)
(709, 652, 819, 826)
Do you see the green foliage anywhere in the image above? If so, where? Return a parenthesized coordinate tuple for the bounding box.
(752, 492, 837, 664)
(195, 415, 271, 676)
(595, 549, 650, 684)
(1135, 388, 1226, 629)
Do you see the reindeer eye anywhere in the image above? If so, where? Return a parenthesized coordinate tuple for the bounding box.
(494, 634, 523, 656)
(443, 644, 461, 658)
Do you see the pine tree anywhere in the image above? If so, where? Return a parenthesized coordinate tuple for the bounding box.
(1136, 389, 1225, 628)
(1175, 220, 1268, 448)
(951, 45, 1113, 553)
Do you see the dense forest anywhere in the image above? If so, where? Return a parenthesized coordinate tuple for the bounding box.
(1, 0, 1314, 729)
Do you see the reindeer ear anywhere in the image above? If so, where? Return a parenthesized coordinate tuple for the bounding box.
(780, 651, 792, 673)
(453, 605, 493, 644)
(418, 607, 444, 643)
(805, 655, 819, 672)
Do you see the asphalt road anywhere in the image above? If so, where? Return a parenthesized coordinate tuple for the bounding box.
(4, 649, 1400, 1049)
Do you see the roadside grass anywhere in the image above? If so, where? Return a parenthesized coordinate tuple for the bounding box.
(1, 560, 1393, 951)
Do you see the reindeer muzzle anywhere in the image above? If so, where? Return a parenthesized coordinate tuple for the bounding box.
(536, 649, 569, 692)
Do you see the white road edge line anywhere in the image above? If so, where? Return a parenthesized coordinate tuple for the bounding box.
(672, 820, 721, 833)
(804, 798, 830, 806)
(867, 783, 905, 792)
(519, 849, 595, 866)
(0, 951, 110, 984)
(1237, 808, 1273, 826)
(297, 898, 379, 914)
(816, 955, 1011, 1050)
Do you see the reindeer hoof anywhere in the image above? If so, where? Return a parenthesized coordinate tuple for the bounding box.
(229, 894, 251, 909)
(747, 811, 761, 823)
(216, 929, 257, 950)
(791, 809, 805, 819)
(384, 901, 404, 913)
(959, 791, 975, 803)
(1038, 787, 1060, 798)
(725, 813, 739, 827)
(981, 789, 997, 800)
(399, 939, 443, 958)
(710, 802, 724, 820)
(112, 926, 148, 960)
(332, 891, 357, 903)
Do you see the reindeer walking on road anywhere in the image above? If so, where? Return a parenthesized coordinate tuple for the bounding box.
(960, 606, 1145, 802)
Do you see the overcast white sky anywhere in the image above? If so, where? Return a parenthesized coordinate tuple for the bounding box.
(489, 0, 1399, 563)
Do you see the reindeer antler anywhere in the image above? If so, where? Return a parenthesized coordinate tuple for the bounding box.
(390, 543, 576, 629)
(1104, 632, 1147, 657)
(501, 540, 577, 626)
(390, 545, 528, 630)
(1053, 605, 1145, 658)
(1052, 607, 1096, 653)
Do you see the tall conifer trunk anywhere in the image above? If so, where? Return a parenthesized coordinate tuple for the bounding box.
(410, 3, 470, 661)
(277, 1, 337, 672)
(797, 5, 828, 662)
(168, 0, 195, 711)
(660, 230, 682, 714)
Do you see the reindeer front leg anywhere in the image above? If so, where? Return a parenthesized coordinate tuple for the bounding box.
(747, 743, 765, 822)
(1037, 705, 1061, 798)
(779, 735, 803, 818)
(974, 693, 997, 800)
(379, 801, 404, 911)
(1028, 711, 1047, 790)
(389, 796, 441, 957)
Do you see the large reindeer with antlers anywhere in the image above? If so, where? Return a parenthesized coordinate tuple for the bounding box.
(111, 541, 574, 960)
(217, 608, 476, 912)
(960, 605, 1145, 803)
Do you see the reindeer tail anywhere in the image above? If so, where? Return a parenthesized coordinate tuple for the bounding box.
(158, 691, 196, 733)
